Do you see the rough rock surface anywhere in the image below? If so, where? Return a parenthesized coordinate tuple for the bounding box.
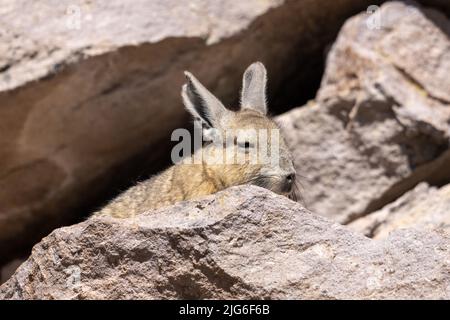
(349, 182, 450, 239)
(1, 0, 386, 264)
(1, 186, 450, 300)
(277, 1, 450, 223)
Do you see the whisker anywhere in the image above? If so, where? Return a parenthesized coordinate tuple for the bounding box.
(295, 173, 309, 180)
(289, 190, 298, 202)
(293, 180, 307, 209)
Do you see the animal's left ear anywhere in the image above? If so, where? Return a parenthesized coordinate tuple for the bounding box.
(240, 62, 267, 115)
(182, 71, 230, 130)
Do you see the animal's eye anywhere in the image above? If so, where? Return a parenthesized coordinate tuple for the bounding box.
(238, 141, 254, 149)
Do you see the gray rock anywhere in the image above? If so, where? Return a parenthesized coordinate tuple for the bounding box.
(0, 0, 385, 263)
(277, 1, 450, 223)
(1, 186, 449, 299)
(349, 182, 450, 239)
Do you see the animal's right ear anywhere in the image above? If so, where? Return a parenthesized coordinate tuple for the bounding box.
(240, 62, 268, 115)
(182, 71, 229, 129)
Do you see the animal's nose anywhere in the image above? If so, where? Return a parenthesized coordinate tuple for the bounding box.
(283, 172, 296, 192)
(286, 173, 295, 183)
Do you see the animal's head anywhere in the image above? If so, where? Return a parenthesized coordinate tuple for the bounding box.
(181, 62, 296, 197)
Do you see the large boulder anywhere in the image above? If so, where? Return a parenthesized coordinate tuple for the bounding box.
(1, 0, 387, 263)
(349, 182, 450, 239)
(1, 186, 449, 300)
(277, 1, 450, 223)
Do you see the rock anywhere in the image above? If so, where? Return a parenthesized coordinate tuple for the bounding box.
(277, 1, 450, 223)
(1, 185, 449, 300)
(348, 182, 450, 239)
(1, 0, 389, 264)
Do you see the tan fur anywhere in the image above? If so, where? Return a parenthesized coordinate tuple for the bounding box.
(96, 63, 296, 218)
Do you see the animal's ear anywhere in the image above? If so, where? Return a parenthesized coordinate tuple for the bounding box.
(182, 71, 229, 129)
(240, 62, 267, 115)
